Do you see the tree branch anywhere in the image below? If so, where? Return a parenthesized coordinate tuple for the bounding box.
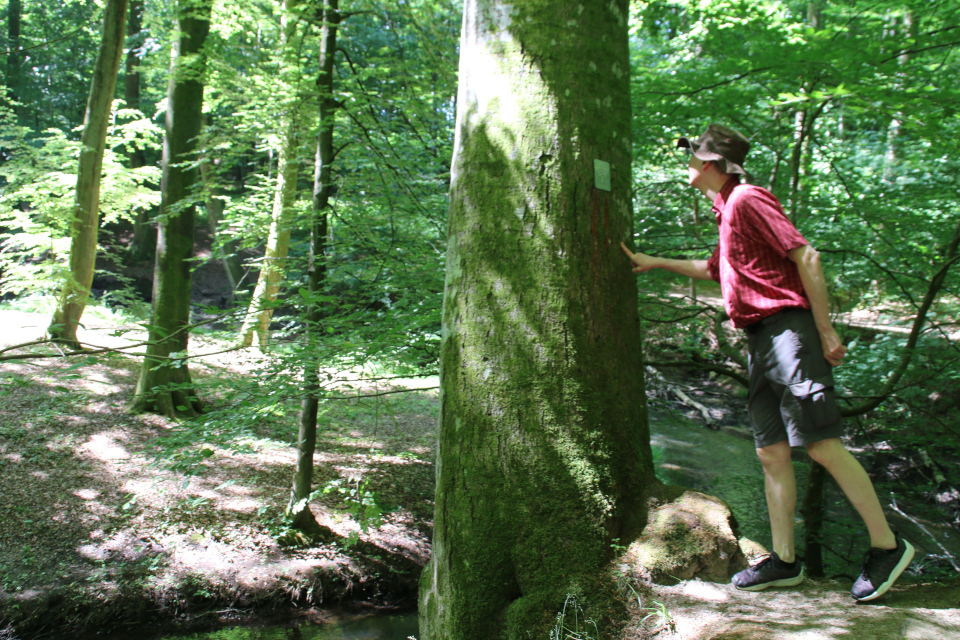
(841, 220, 960, 417)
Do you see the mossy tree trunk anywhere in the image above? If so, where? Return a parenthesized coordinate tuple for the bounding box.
(419, 2, 652, 638)
(48, 0, 130, 347)
(237, 0, 303, 349)
(130, 0, 212, 417)
(288, 0, 340, 534)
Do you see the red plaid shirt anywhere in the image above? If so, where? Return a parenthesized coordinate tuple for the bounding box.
(706, 178, 810, 328)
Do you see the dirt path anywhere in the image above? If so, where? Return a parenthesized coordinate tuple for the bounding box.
(640, 577, 960, 639)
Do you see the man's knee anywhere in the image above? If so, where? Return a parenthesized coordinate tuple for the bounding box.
(806, 437, 846, 467)
(757, 440, 792, 470)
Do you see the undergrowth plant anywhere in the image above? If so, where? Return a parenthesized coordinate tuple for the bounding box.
(549, 594, 599, 640)
(0, 104, 161, 298)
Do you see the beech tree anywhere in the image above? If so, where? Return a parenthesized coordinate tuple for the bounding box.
(130, 0, 213, 416)
(48, 0, 130, 347)
(288, 0, 340, 533)
(236, 0, 305, 349)
(125, 0, 155, 260)
(419, 1, 653, 637)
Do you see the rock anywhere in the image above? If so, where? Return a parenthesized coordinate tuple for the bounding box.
(629, 490, 751, 584)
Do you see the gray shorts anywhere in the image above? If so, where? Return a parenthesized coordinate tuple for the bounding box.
(745, 308, 843, 449)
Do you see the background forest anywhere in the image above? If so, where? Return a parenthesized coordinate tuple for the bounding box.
(1, 0, 959, 638)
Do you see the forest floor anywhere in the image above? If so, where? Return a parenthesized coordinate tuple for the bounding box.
(0, 306, 436, 639)
(1, 304, 959, 640)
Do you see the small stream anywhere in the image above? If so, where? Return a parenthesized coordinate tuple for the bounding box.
(162, 408, 887, 640)
(161, 614, 419, 640)
(649, 407, 775, 548)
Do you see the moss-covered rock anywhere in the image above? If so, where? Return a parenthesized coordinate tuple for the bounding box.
(629, 490, 753, 584)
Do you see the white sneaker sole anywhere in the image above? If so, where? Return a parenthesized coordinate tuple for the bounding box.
(854, 539, 916, 602)
(735, 566, 805, 591)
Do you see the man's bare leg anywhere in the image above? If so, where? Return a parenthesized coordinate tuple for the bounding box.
(757, 440, 797, 562)
(806, 437, 896, 550)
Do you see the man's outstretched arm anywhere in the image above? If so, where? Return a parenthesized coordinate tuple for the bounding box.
(788, 244, 847, 367)
(620, 242, 713, 280)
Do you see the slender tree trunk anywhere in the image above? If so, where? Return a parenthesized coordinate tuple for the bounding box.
(5, 0, 21, 108)
(882, 10, 915, 183)
(800, 461, 827, 577)
(125, 0, 156, 261)
(842, 218, 960, 417)
(787, 3, 822, 223)
(130, 0, 212, 417)
(199, 157, 244, 296)
(199, 114, 244, 296)
(419, 2, 651, 638)
(288, 0, 340, 533)
(787, 106, 807, 222)
(48, 0, 130, 347)
(689, 195, 699, 300)
(237, 0, 303, 349)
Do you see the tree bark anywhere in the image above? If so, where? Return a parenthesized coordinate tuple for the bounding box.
(237, 0, 303, 349)
(130, 0, 212, 417)
(5, 0, 21, 108)
(125, 0, 156, 261)
(419, 2, 651, 638)
(288, 0, 340, 534)
(800, 461, 827, 577)
(48, 0, 130, 347)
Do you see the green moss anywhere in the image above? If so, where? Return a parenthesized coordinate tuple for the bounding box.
(421, 1, 645, 638)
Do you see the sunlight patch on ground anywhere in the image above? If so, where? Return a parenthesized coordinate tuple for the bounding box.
(676, 579, 728, 602)
(218, 496, 260, 513)
(79, 433, 131, 461)
(652, 578, 960, 640)
(72, 372, 124, 395)
(0, 307, 438, 626)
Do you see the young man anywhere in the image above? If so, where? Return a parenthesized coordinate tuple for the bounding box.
(621, 124, 914, 601)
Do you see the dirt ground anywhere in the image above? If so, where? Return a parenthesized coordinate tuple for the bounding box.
(2, 308, 959, 640)
(633, 577, 960, 639)
(0, 309, 435, 638)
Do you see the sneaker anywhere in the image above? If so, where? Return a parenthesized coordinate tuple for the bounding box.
(852, 534, 915, 602)
(732, 552, 805, 591)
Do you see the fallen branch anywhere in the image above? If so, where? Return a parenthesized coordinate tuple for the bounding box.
(841, 220, 960, 417)
(671, 386, 714, 425)
(890, 493, 960, 573)
(646, 360, 748, 388)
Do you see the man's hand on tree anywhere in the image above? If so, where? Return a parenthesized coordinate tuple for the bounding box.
(620, 242, 657, 273)
(820, 329, 847, 367)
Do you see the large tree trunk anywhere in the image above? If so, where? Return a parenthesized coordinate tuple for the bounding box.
(125, 0, 156, 262)
(130, 0, 212, 417)
(48, 0, 130, 347)
(419, 2, 651, 638)
(237, 0, 303, 349)
(288, 0, 340, 534)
